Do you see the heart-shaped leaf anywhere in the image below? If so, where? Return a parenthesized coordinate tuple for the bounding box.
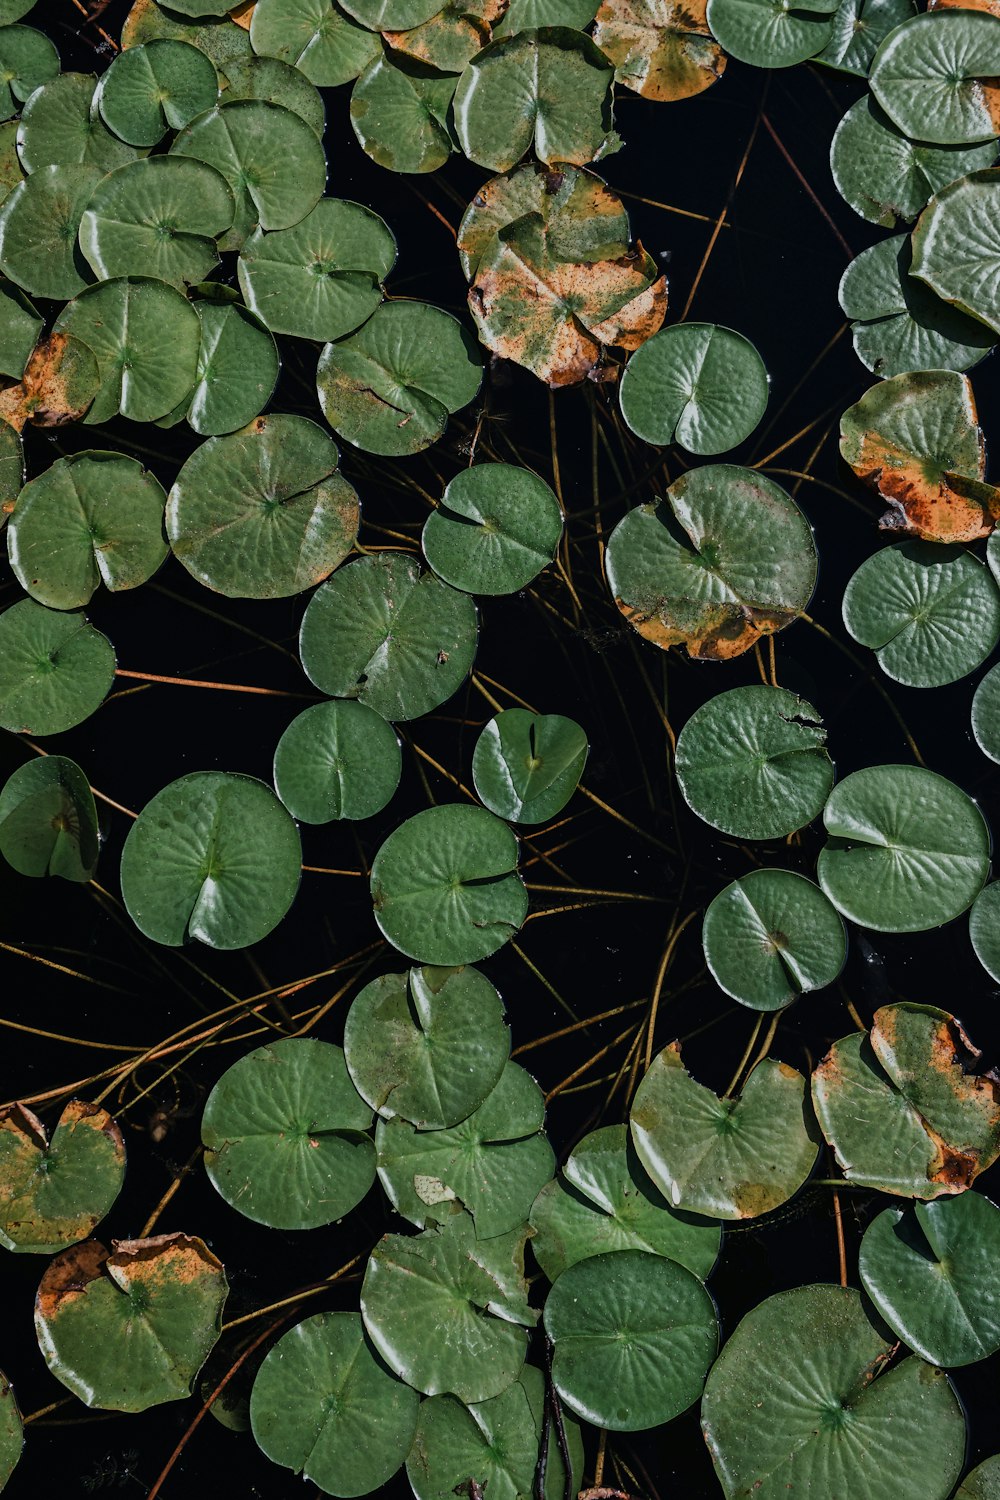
(0, 163, 103, 300)
(350, 53, 457, 176)
(0, 26, 59, 123)
(274, 700, 401, 823)
(703, 870, 847, 1011)
(911, 168, 1000, 334)
(249, 0, 380, 86)
(0, 754, 99, 881)
(96, 38, 219, 148)
(165, 300, 279, 436)
(814, 0, 915, 74)
(620, 323, 768, 453)
(472, 709, 588, 824)
(0, 1100, 124, 1254)
(422, 463, 563, 596)
(17, 72, 143, 173)
(704, 0, 836, 67)
(869, 10, 1000, 145)
(0, 598, 115, 736)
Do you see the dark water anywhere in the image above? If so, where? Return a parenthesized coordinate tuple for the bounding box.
(2, 2, 1000, 1495)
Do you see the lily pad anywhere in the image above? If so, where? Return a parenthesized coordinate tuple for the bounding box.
(970, 881, 1000, 981)
(344, 964, 510, 1129)
(167, 300, 279, 435)
(0, 26, 59, 122)
(0, 118, 22, 209)
(370, 803, 528, 964)
(605, 467, 817, 660)
(619, 323, 769, 454)
(166, 0, 236, 13)
(299, 551, 478, 719)
(860, 1192, 1000, 1367)
(274, 701, 401, 823)
(201, 1037, 375, 1229)
(544, 1248, 718, 1430)
(960, 1459, 1000, 1499)
(0, 754, 99, 882)
(8, 451, 168, 610)
(0, 331, 100, 433)
(703, 870, 847, 1011)
(0, 163, 103, 300)
(0, 599, 115, 736)
(495, 0, 602, 27)
(249, 1312, 419, 1498)
(96, 39, 219, 148)
(220, 55, 326, 133)
(423, 464, 563, 595)
(529, 1123, 721, 1282)
(972, 664, 1000, 764)
(0, 1373, 21, 1491)
(593, 0, 726, 101)
(119, 770, 302, 949)
(122, 0, 254, 73)
(814, 0, 915, 73)
(816, 765, 990, 932)
(350, 53, 457, 175)
(17, 73, 142, 173)
(0, 409, 18, 517)
(0, 1100, 125, 1254)
(704, 0, 836, 68)
(383, 0, 505, 73)
(472, 708, 588, 824)
(0, 279, 39, 381)
(34, 1233, 228, 1412)
(317, 300, 483, 456)
(361, 1211, 537, 1402)
(911, 169, 1000, 334)
(869, 8, 1000, 144)
(238, 199, 395, 342)
(79, 156, 234, 289)
(167, 414, 357, 598)
(630, 1045, 819, 1219)
(701, 1284, 966, 1500)
(250, 0, 380, 86)
(675, 685, 833, 839)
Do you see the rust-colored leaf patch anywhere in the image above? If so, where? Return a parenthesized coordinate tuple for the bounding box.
(593, 0, 726, 101)
(0, 334, 99, 434)
(384, 0, 507, 73)
(0, 1098, 125, 1255)
(229, 0, 255, 26)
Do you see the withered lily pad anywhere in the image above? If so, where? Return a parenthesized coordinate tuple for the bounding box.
(0, 1101, 125, 1254)
(0, 755, 99, 882)
(0, 332, 99, 433)
(384, 0, 506, 73)
(121, 0, 255, 70)
(594, 0, 725, 99)
(911, 169, 1000, 335)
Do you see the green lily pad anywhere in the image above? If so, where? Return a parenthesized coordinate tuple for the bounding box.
(350, 52, 457, 175)
(911, 169, 1000, 334)
(250, 1312, 419, 1498)
(55, 277, 202, 425)
(830, 95, 997, 229)
(703, 870, 847, 1012)
(494, 0, 601, 28)
(0, 1372, 21, 1490)
(361, 1211, 537, 1402)
(593, 0, 726, 101)
(0, 755, 99, 881)
(814, 0, 914, 73)
(529, 1123, 721, 1282)
(344, 964, 510, 1129)
(299, 551, 478, 719)
(972, 663, 1000, 764)
(816, 765, 991, 932)
(674, 685, 833, 839)
(8, 451, 168, 610)
(221, 56, 326, 133)
(383, 0, 504, 74)
(370, 803, 528, 965)
(0, 26, 59, 123)
(201, 1037, 375, 1229)
(317, 300, 482, 456)
(620, 323, 768, 454)
(0, 2, 36, 20)
(274, 701, 401, 823)
(166, 300, 279, 435)
(343, 0, 443, 27)
(407, 1363, 583, 1500)
(960, 1459, 1000, 1499)
(422, 464, 563, 596)
(0, 1100, 125, 1254)
(167, 414, 357, 598)
(704, 0, 836, 68)
(471, 709, 588, 824)
(0, 118, 23, 209)
(0, 599, 115, 736)
(249, 0, 380, 87)
(122, 0, 254, 74)
(544, 1248, 718, 1431)
(35, 1233, 228, 1412)
(631, 1046, 819, 1220)
(0, 277, 38, 380)
(701, 1284, 966, 1500)
(605, 467, 817, 660)
(96, 39, 219, 148)
(238, 198, 395, 342)
(860, 1192, 1000, 1367)
(869, 10, 1000, 145)
(0, 163, 103, 301)
(376, 1060, 554, 1237)
(119, 770, 302, 949)
(840, 234, 995, 378)
(454, 28, 617, 172)
(166, 0, 235, 13)
(970, 881, 1000, 981)
(17, 73, 142, 173)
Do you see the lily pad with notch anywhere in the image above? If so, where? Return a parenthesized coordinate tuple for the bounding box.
(17, 73, 142, 173)
(96, 38, 219, 148)
(350, 51, 457, 176)
(472, 708, 588, 824)
(703, 870, 847, 1012)
(619, 322, 768, 454)
(593, 0, 726, 101)
(869, 9, 1000, 145)
(813, 0, 915, 74)
(911, 169, 1000, 334)
(0, 755, 99, 882)
(0, 599, 115, 736)
(0, 1100, 125, 1254)
(0, 163, 103, 301)
(0, 26, 59, 123)
(0, 277, 38, 381)
(161, 300, 279, 436)
(249, 0, 381, 86)
(274, 700, 401, 824)
(422, 463, 563, 595)
(704, 0, 837, 68)
(220, 56, 326, 133)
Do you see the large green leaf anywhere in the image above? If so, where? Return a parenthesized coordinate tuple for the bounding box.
(422, 463, 563, 595)
(17, 73, 142, 173)
(0, 163, 103, 300)
(619, 322, 768, 453)
(249, 0, 380, 87)
(0, 755, 99, 882)
(703, 870, 847, 1011)
(593, 0, 726, 100)
(0, 599, 115, 736)
(0, 1100, 124, 1255)
(96, 39, 219, 148)
(911, 169, 1000, 334)
(350, 52, 457, 175)
(869, 10, 1000, 145)
(472, 709, 588, 824)
(704, 0, 836, 67)
(273, 700, 401, 823)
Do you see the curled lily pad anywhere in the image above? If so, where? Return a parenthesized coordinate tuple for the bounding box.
(0, 755, 99, 882)
(0, 1373, 21, 1490)
(122, 0, 254, 72)
(701, 1284, 966, 1500)
(167, 414, 358, 598)
(250, 1312, 419, 1498)
(370, 804, 528, 964)
(971, 882, 1000, 982)
(79, 157, 235, 289)
(167, 300, 279, 435)
(860, 1192, 1000, 1367)
(249, 0, 380, 87)
(705, 0, 836, 68)
(0, 277, 38, 380)
(631, 1046, 819, 1220)
(0, 599, 115, 736)
(16, 73, 141, 173)
(423, 464, 563, 595)
(593, 0, 726, 100)
(816, 765, 990, 932)
(972, 664, 1000, 765)
(274, 701, 401, 823)
(870, 10, 1000, 145)
(0, 163, 102, 300)
(299, 552, 478, 720)
(344, 964, 510, 1130)
(238, 200, 395, 342)
(619, 323, 768, 454)
(843, 541, 1000, 687)
(8, 451, 168, 610)
(119, 770, 302, 949)
(840, 370, 1000, 542)
(606, 468, 816, 660)
(96, 39, 219, 148)
(675, 685, 833, 839)
(544, 1248, 718, 1431)
(529, 1124, 721, 1282)
(221, 55, 326, 132)
(35, 1235, 228, 1412)
(201, 1038, 375, 1229)
(0, 1100, 124, 1254)
(361, 1211, 537, 1402)
(0, 26, 59, 123)
(703, 871, 847, 1012)
(454, 28, 617, 172)
(350, 54, 457, 176)
(317, 301, 482, 456)
(814, 0, 914, 73)
(911, 169, 1000, 334)
(472, 709, 588, 825)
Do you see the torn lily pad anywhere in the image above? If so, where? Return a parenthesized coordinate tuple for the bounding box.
(0, 1100, 125, 1254)
(0, 755, 99, 882)
(593, 0, 725, 99)
(0, 332, 99, 434)
(703, 870, 847, 1012)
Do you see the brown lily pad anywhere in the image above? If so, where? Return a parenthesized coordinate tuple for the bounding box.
(593, 0, 726, 100)
(0, 333, 99, 433)
(384, 0, 507, 72)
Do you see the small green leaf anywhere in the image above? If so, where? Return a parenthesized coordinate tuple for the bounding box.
(423, 464, 563, 596)
(17, 72, 143, 173)
(0, 598, 115, 736)
(814, 0, 914, 74)
(249, 0, 380, 87)
(0, 163, 102, 300)
(705, 0, 836, 68)
(96, 39, 219, 148)
(911, 169, 1000, 334)
(0, 26, 59, 123)
(350, 52, 457, 176)
(620, 323, 768, 454)
(274, 700, 401, 823)
(0, 755, 99, 882)
(472, 709, 588, 825)
(703, 870, 847, 1011)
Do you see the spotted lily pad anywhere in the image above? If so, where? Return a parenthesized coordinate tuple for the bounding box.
(0, 755, 99, 882)
(249, 0, 380, 87)
(705, 0, 836, 68)
(383, 0, 505, 73)
(0, 599, 115, 736)
(0, 163, 102, 300)
(869, 10, 1000, 145)
(620, 323, 768, 454)
(593, 0, 726, 100)
(911, 169, 1000, 334)
(16, 73, 142, 173)
(350, 53, 457, 176)
(703, 870, 847, 1012)
(96, 39, 219, 148)
(423, 464, 563, 595)
(0, 1100, 125, 1254)
(472, 709, 588, 824)
(274, 701, 401, 824)
(0, 331, 100, 433)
